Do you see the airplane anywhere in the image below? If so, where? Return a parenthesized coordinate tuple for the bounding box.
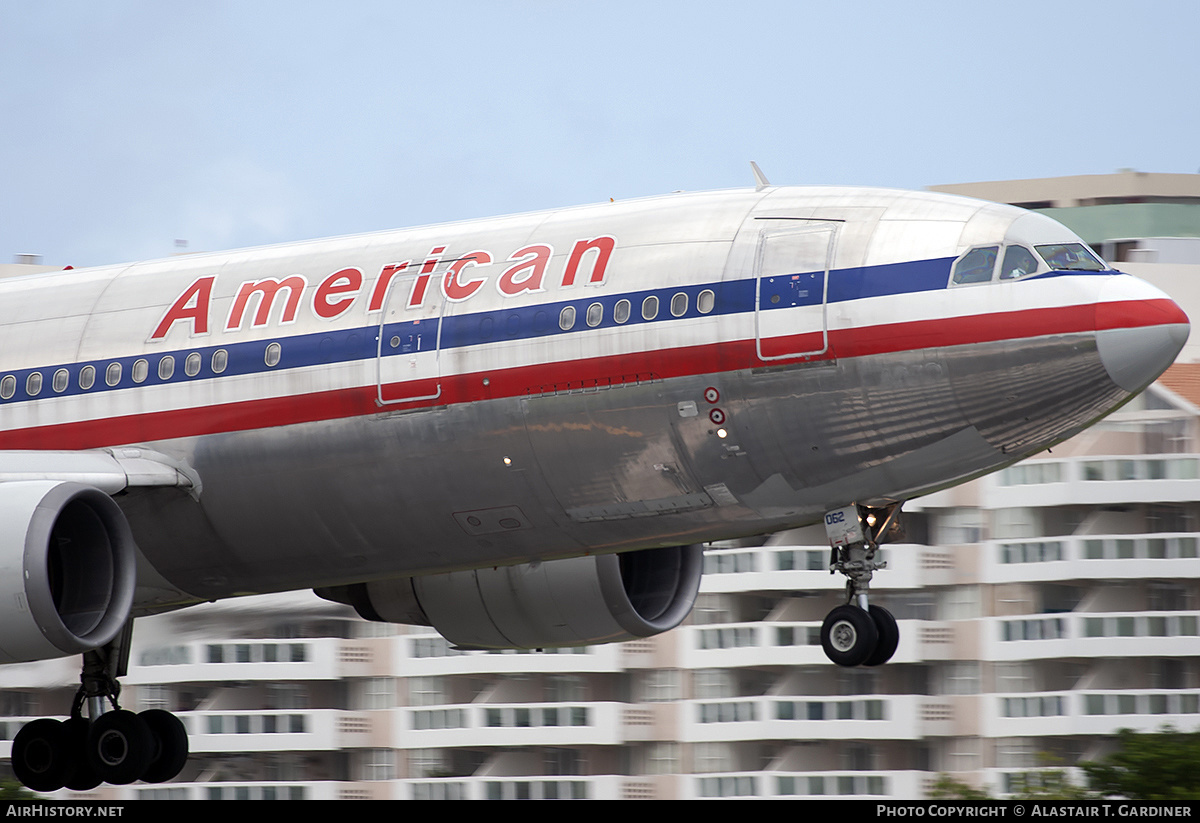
(0, 169, 1188, 792)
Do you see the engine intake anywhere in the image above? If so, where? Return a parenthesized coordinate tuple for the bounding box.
(0, 482, 137, 663)
(320, 544, 704, 649)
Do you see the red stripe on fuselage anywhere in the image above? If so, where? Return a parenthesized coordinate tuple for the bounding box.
(0, 299, 1173, 450)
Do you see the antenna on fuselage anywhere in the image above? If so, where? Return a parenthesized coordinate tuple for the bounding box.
(750, 161, 771, 191)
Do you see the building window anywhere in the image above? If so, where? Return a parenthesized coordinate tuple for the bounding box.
(360, 749, 395, 781)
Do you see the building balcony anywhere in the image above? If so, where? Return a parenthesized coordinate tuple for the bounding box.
(398, 634, 624, 674)
(675, 694, 925, 742)
(402, 769, 927, 800)
(985, 533, 1200, 583)
(981, 690, 1200, 737)
(701, 544, 926, 593)
(986, 454, 1200, 508)
(126, 639, 341, 684)
(185, 708, 344, 753)
(983, 610, 1200, 661)
(87, 769, 934, 800)
(695, 770, 922, 799)
(395, 702, 624, 748)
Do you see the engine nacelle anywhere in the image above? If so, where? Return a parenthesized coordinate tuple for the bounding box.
(320, 545, 704, 649)
(0, 482, 137, 663)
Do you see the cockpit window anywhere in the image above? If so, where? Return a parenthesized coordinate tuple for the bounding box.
(1000, 245, 1040, 280)
(952, 246, 998, 285)
(1035, 243, 1105, 272)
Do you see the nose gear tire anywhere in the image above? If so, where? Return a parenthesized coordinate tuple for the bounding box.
(820, 605, 879, 667)
(864, 605, 899, 667)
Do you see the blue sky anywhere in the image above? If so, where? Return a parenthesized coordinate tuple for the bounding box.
(2, 0, 1197, 267)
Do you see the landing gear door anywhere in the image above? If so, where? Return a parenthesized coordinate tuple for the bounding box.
(755, 225, 837, 361)
(377, 275, 443, 405)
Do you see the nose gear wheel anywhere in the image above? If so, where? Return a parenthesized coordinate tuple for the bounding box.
(820, 503, 903, 667)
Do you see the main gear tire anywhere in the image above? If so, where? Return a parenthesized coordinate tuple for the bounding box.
(62, 717, 102, 792)
(87, 710, 153, 785)
(12, 718, 70, 793)
(139, 709, 189, 783)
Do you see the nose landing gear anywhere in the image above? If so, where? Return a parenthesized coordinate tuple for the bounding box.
(819, 503, 902, 667)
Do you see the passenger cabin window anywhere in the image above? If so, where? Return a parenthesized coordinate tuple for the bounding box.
(1036, 243, 1105, 272)
(952, 246, 998, 285)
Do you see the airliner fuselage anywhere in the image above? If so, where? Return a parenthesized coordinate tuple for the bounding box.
(0, 185, 1186, 606)
(2, 183, 1190, 791)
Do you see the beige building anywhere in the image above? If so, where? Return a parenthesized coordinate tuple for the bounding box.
(931, 171, 1200, 267)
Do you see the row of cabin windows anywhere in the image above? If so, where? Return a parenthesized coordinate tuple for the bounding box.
(4, 289, 720, 399)
(560, 290, 715, 332)
(0, 342, 283, 400)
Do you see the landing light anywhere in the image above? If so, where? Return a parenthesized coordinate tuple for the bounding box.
(717, 428, 728, 439)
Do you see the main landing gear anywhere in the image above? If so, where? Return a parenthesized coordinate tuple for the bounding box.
(819, 503, 902, 668)
(10, 624, 188, 793)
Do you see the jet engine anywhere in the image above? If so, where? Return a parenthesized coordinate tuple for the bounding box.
(0, 482, 137, 664)
(319, 544, 704, 649)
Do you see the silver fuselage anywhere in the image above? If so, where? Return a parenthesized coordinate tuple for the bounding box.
(0, 186, 1186, 609)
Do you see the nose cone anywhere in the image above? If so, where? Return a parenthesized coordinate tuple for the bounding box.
(1096, 276, 1190, 392)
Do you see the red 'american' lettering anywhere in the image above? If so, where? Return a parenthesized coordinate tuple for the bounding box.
(150, 236, 616, 340)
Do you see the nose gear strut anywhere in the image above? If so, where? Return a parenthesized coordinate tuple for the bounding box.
(820, 503, 902, 667)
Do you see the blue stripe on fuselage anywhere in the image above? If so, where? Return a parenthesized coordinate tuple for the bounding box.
(0, 255, 972, 404)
